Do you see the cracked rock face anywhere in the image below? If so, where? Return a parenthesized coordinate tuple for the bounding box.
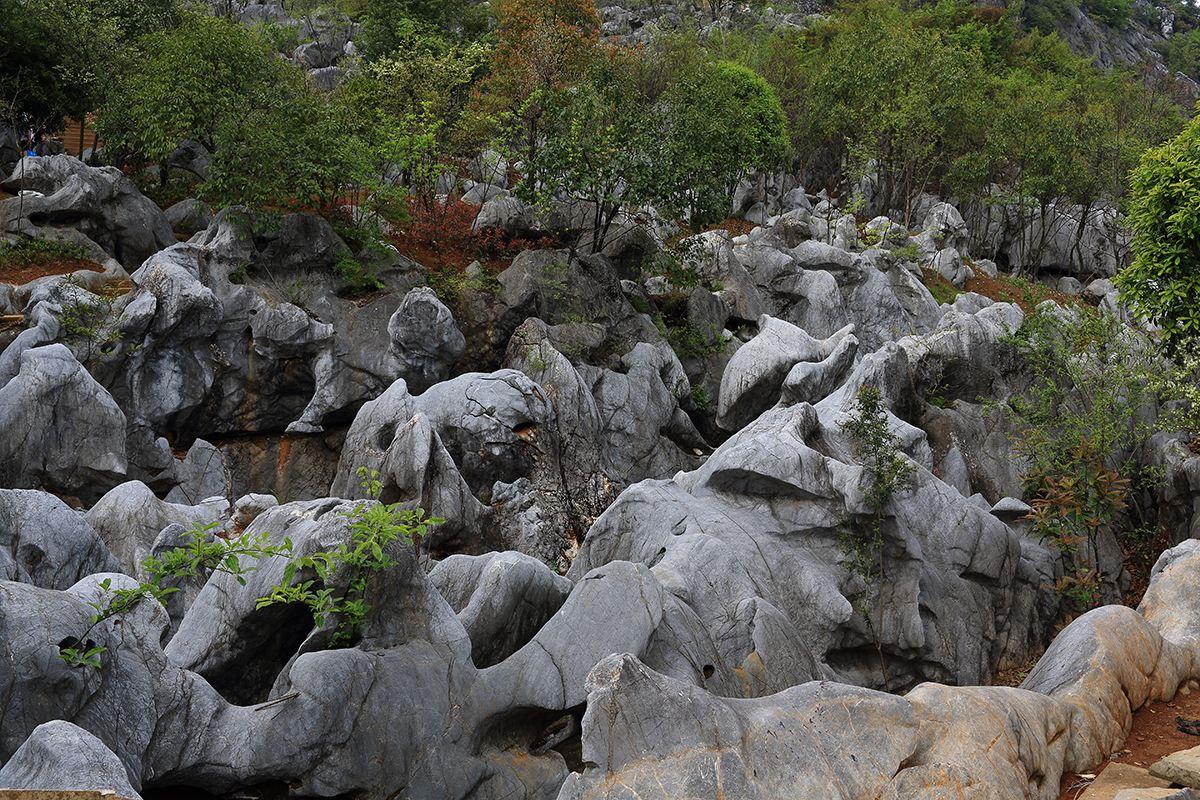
(4, 156, 1200, 800)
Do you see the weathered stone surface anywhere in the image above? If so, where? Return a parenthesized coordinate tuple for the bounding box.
(0, 490, 120, 589)
(0, 155, 173, 268)
(429, 551, 572, 667)
(715, 314, 852, 431)
(1078, 764, 1171, 800)
(1150, 746, 1200, 789)
(85, 481, 225, 575)
(0, 344, 126, 501)
(163, 198, 212, 236)
(164, 438, 230, 504)
(388, 287, 465, 393)
(558, 654, 920, 800)
(0, 721, 142, 799)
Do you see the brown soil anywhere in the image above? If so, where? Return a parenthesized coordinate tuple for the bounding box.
(1060, 683, 1200, 799)
(963, 270, 1083, 315)
(0, 257, 101, 286)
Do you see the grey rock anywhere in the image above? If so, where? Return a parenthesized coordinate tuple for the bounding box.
(414, 369, 554, 493)
(163, 198, 212, 236)
(472, 194, 533, 236)
(0, 343, 126, 501)
(1057, 276, 1084, 295)
(579, 341, 706, 483)
(1086, 277, 1117, 303)
(716, 315, 852, 431)
(331, 381, 489, 555)
(85, 480, 225, 575)
(388, 287, 466, 393)
(791, 239, 854, 272)
(0, 489, 121, 588)
(0, 155, 173, 268)
(921, 201, 971, 254)
(973, 257, 999, 278)
(308, 65, 347, 91)
(685, 230, 765, 322)
(429, 551, 572, 667)
(558, 654, 919, 800)
(0, 721, 141, 798)
(574, 393, 1057, 691)
(165, 438, 231, 504)
(933, 247, 973, 287)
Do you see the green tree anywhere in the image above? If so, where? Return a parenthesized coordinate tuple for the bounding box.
(337, 38, 490, 211)
(473, 0, 601, 167)
(1116, 112, 1200, 344)
(98, 12, 291, 164)
(799, 0, 989, 222)
(60, 521, 291, 668)
(520, 46, 657, 251)
(358, 0, 487, 58)
(657, 59, 787, 225)
(201, 83, 373, 215)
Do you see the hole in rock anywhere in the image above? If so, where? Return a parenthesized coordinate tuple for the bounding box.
(374, 420, 397, 450)
(477, 705, 587, 775)
(202, 601, 314, 705)
(142, 780, 347, 800)
(512, 421, 538, 441)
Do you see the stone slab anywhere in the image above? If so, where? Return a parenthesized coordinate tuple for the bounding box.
(1151, 745, 1200, 788)
(1080, 763, 1173, 800)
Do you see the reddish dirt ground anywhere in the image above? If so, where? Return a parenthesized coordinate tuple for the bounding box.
(0, 257, 101, 286)
(962, 270, 1083, 314)
(1060, 683, 1200, 799)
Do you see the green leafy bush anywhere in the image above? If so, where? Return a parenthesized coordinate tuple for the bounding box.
(1118, 113, 1200, 346)
(60, 522, 291, 667)
(838, 384, 913, 665)
(256, 468, 442, 646)
(0, 238, 91, 267)
(657, 60, 788, 224)
(1082, 0, 1132, 27)
(1006, 307, 1160, 608)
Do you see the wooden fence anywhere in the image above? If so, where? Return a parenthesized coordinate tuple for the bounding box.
(57, 116, 100, 158)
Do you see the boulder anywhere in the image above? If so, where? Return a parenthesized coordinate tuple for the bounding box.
(0, 489, 121, 589)
(163, 197, 212, 236)
(0, 343, 126, 501)
(85, 480, 225, 576)
(472, 194, 533, 236)
(429, 551, 572, 667)
(716, 315, 853, 431)
(0, 155, 173, 268)
(388, 286, 466, 393)
(0, 720, 142, 799)
(164, 438, 231, 504)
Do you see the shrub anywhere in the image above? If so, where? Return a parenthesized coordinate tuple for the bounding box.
(0, 238, 92, 267)
(657, 60, 788, 224)
(60, 522, 291, 668)
(358, 0, 487, 58)
(1082, 0, 1132, 27)
(201, 83, 373, 214)
(839, 385, 913, 615)
(256, 468, 442, 646)
(1006, 307, 1161, 608)
(1118, 114, 1200, 346)
(1021, 0, 1078, 33)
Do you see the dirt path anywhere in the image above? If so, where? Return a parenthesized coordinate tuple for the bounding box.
(1060, 682, 1200, 799)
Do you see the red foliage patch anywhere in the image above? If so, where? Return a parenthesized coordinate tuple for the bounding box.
(387, 198, 557, 278)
